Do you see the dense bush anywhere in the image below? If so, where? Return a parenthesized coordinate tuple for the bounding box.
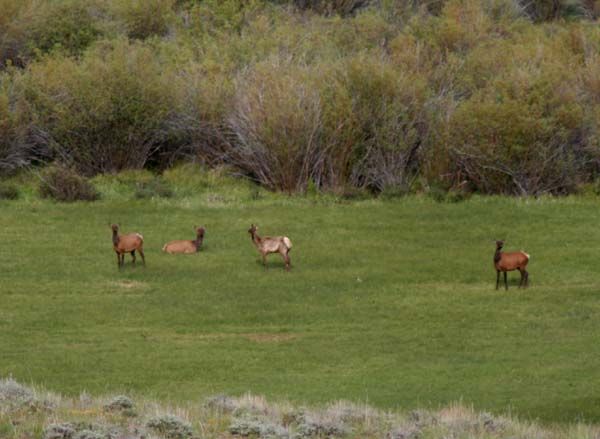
(0, 183, 19, 199)
(39, 166, 100, 202)
(112, 0, 175, 40)
(228, 59, 323, 192)
(134, 178, 174, 199)
(146, 415, 193, 439)
(17, 39, 175, 175)
(1, 0, 600, 195)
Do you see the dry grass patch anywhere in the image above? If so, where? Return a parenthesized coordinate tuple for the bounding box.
(241, 333, 298, 343)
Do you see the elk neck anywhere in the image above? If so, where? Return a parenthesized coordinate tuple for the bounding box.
(112, 230, 120, 246)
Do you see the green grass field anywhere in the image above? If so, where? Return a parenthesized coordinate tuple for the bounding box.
(1, 181, 600, 423)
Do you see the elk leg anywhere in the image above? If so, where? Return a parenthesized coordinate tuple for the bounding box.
(261, 253, 267, 270)
(282, 251, 290, 271)
(138, 248, 145, 266)
(496, 271, 500, 290)
(116, 252, 121, 269)
(131, 250, 136, 265)
(523, 270, 529, 287)
(518, 269, 525, 288)
(503, 271, 508, 290)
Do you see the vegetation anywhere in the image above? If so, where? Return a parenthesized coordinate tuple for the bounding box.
(1, 0, 600, 195)
(38, 165, 100, 202)
(3, 379, 600, 439)
(2, 168, 600, 422)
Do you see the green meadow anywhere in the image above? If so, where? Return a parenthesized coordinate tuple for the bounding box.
(1, 176, 600, 423)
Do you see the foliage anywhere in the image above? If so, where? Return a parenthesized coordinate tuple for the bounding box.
(2, 0, 600, 194)
(133, 178, 174, 199)
(111, 0, 176, 40)
(17, 39, 175, 175)
(0, 183, 19, 200)
(228, 59, 323, 193)
(38, 166, 100, 202)
(146, 415, 193, 439)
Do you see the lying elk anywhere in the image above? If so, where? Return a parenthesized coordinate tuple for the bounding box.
(111, 224, 145, 268)
(248, 224, 292, 271)
(162, 226, 205, 254)
(494, 240, 529, 290)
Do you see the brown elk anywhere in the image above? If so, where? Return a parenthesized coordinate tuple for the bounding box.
(111, 224, 145, 268)
(162, 226, 205, 254)
(248, 224, 292, 271)
(494, 240, 529, 290)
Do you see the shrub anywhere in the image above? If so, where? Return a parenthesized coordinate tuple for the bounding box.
(205, 394, 237, 412)
(0, 0, 104, 67)
(43, 423, 119, 439)
(112, 0, 175, 39)
(25, 0, 104, 58)
(0, 182, 19, 199)
(146, 415, 193, 439)
(0, 0, 30, 67)
(339, 55, 430, 193)
(44, 423, 76, 439)
(229, 414, 289, 438)
(39, 166, 100, 202)
(133, 178, 173, 199)
(0, 76, 33, 175)
(291, 0, 371, 16)
(103, 395, 135, 416)
(0, 378, 35, 409)
(446, 68, 587, 195)
(228, 59, 323, 193)
(19, 39, 175, 175)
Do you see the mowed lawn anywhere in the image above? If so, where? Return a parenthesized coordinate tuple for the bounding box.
(1, 195, 600, 423)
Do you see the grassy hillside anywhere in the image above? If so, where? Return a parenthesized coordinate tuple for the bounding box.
(1, 175, 600, 423)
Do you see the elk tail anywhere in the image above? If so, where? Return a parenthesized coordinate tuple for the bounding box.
(283, 237, 292, 249)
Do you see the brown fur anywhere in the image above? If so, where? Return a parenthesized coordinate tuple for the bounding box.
(111, 224, 145, 269)
(248, 224, 292, 271)
(494, 240, 529, 290)
(163, 226, 205, 254)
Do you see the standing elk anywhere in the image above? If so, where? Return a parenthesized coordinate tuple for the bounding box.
(162, 226, 205, 254)
(494, 240, 530, 290)
(248, 224, 292, 271)
(111, 224, 145, 269)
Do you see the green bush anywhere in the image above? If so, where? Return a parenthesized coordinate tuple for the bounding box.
(39, 166, 100, 202)
(0, 75, 33, 175)
(112, 0, 175, 39)
(134, 178, 173, 199)
(26, 0, 104, 57)
(0, 182, 19, 199)
(18, 39, 175, 175)
(228, 59, 324, 192)
(0, 0, 105, 67)
(146, 415, 193, 439)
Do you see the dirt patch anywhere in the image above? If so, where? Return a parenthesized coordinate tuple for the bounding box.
(123, 330, 298, 345)
(111, 280, 149, 290)
(241, 333, 297, 343)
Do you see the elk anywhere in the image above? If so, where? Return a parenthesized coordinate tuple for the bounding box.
(162, 226, 205, 254)
(494, 240, 530, 290)
(111, 224, 145, 269)
(248, 224, 292, 271)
